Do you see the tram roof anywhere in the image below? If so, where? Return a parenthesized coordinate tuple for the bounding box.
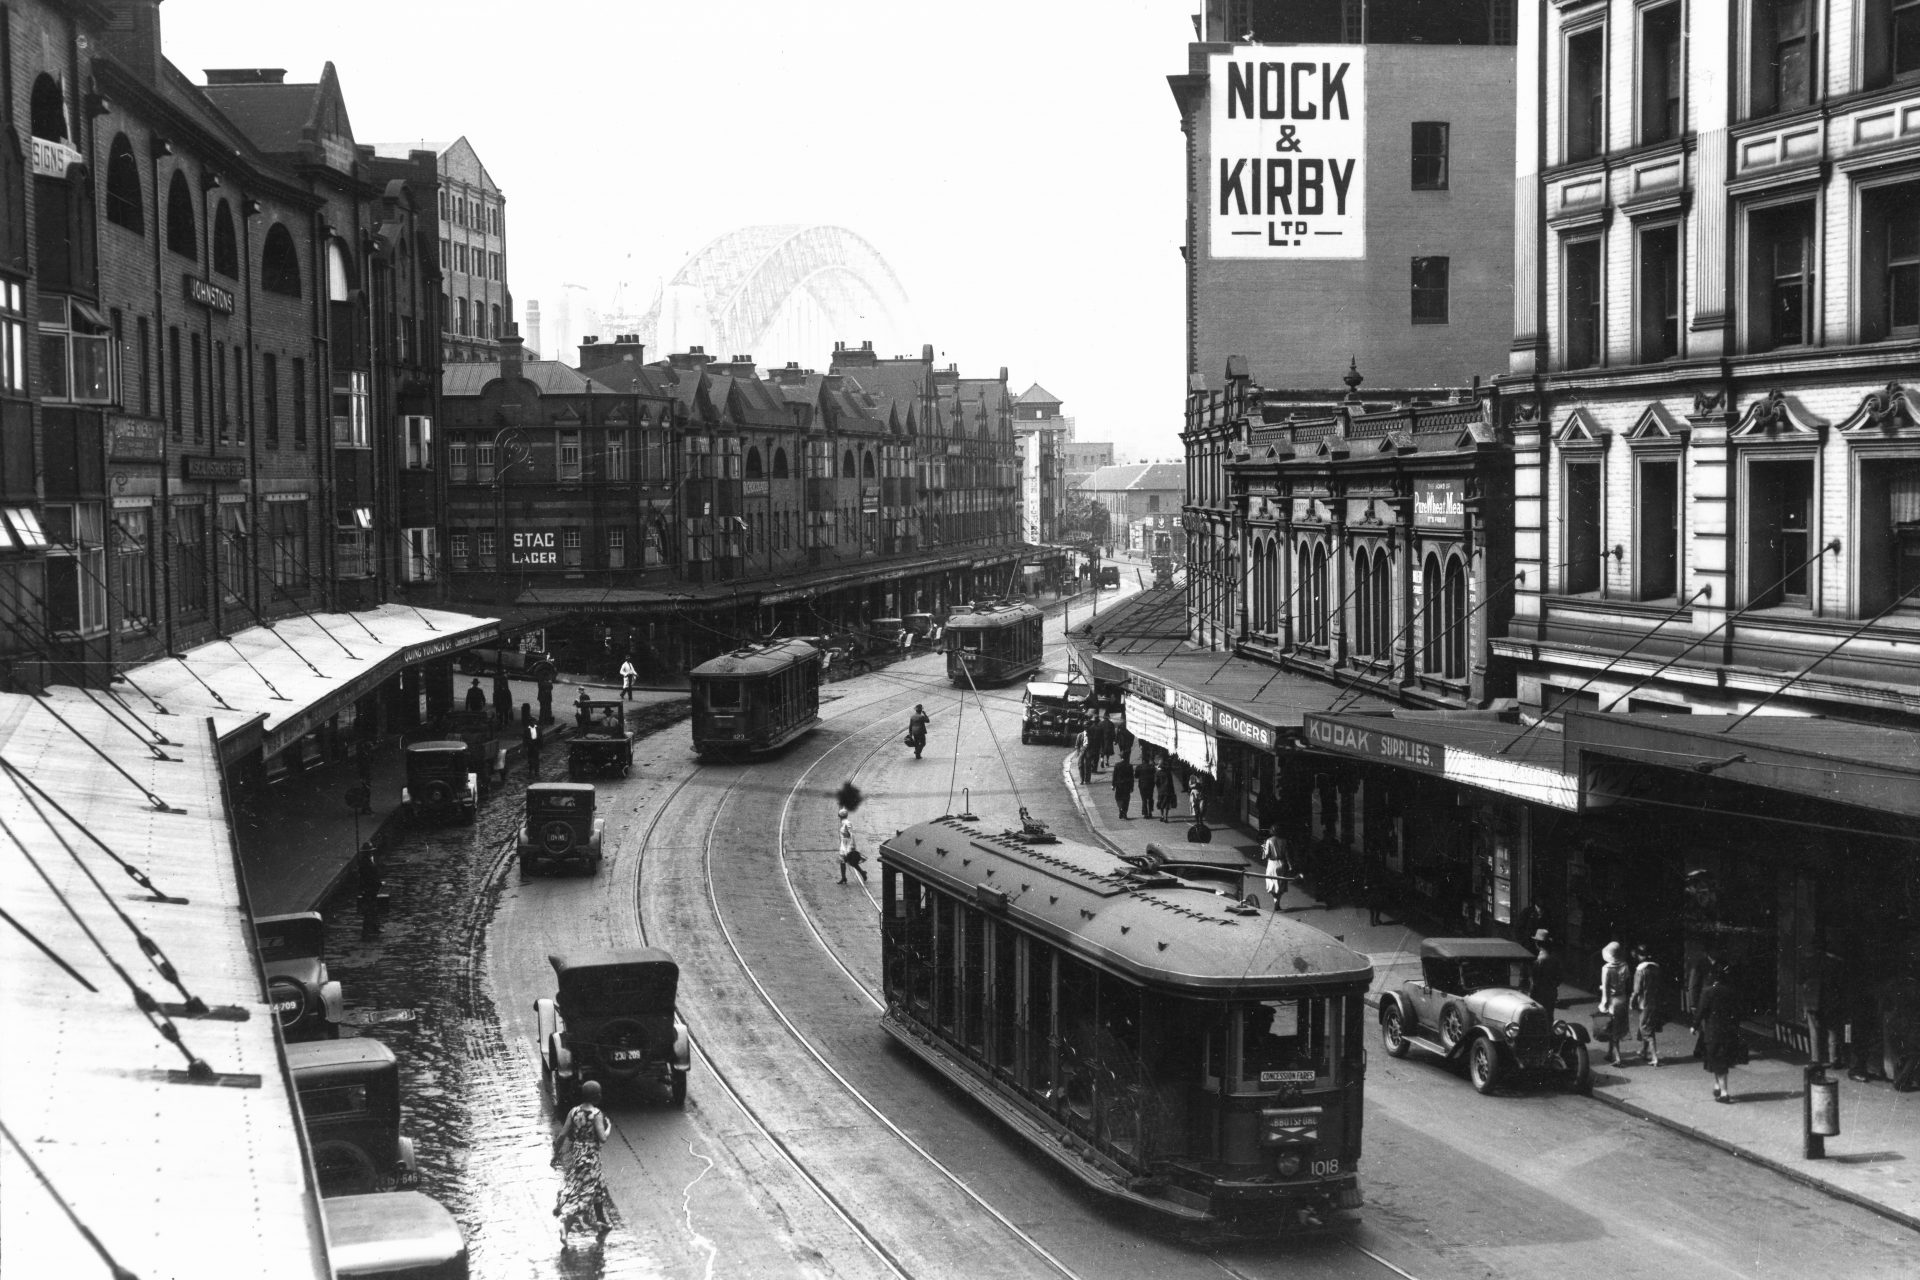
(880, 818, 1372, 995)
(688, 638, 821, 676)
(942, 601, 1044, 629)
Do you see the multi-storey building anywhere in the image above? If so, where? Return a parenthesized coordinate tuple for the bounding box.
(373, 137, 510, 363)
(1012, 382, 1070, 544)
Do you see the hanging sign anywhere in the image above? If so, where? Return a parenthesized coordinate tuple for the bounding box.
(1415, 479, 1466, 530)
(1209, 46, 1366, 259)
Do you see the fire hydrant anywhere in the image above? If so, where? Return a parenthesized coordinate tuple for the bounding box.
(1804, 1063, 1840, 1159)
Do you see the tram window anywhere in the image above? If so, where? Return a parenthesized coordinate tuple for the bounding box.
(1140, 991, 1208, 1161)
(1025, 940, 1055, 1095)
(706, 680, 741, 710)
(934, 895, 958, 1034)
(992, 923, 1019, 1074)
(1236, 999, 1330, 1091)
(1096, 972, 1146, 1158)
(960, 632, 981, 651)
(1057, 956, 1100, 1123)
(903, 880, 935, 1013)
(963, 912, 987, 1053)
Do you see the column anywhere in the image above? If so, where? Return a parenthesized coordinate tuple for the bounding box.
(1688, 1, 1732, 354)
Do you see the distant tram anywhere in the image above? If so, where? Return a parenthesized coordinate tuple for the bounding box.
(942, 601, 1044, 687)
(1151, 529, 1176, 587)
(689, 639, 822, 756)
(879, 818, 1371, 1234)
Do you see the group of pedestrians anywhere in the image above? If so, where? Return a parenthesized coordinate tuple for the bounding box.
(1092, 722, 1210, 828)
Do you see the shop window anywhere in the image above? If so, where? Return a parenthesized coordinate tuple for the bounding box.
(1747, 201, 1816, 351)
(1863, 0, 1920, 87)
(44, 503, 106, 635)
(1411, 121, 1449, 190)
(1858, 458, 1920, 615)
(1637, 459, 1680, 600)
(112, 506, 152, 631)
(1411, 256, 1449, 324)
(39, 296, 113, 403)
(1748, 0, 1816, 118)
(1639, 3, 1683, 144)
(1745, 458, 1814, 607)
(1860, 181, 1920, 343)
(105, 136, 143, 233)
(262, 224, 301, 296)
(1564, 237, 1603, 369)
(174, 502, 207, 614)
(331, 370, 368, 447)
(166, 172, 195, 259)
(1565, 25, 1606, 162)
(268, 500, 308, 593)
(1564, 460, 1603, 594)
(1638, 224, 1682, 361)
(212, 201, 237, 278)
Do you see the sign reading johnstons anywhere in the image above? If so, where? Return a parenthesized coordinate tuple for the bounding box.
(1209, 46, 1366, 260)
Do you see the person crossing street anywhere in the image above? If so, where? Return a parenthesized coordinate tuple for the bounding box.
(619, 657, 638, 701)
(905, 704, 931, 759)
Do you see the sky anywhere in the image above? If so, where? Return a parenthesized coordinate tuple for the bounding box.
(158, 0, 1197, 464)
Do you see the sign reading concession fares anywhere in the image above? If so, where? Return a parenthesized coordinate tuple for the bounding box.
(1209, 46, 1366, 260)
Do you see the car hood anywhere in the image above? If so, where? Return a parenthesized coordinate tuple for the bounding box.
(1464, 987, 1539, 1025)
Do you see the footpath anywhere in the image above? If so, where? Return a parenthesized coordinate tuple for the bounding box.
(235, 674, 688, 916)
(1057, 749, 1920, 1233)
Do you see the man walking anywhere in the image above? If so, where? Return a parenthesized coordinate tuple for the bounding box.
(1135, 752, 1158, 826)
(1114, 720, 1134, 766)
(522, 705, 542, 779)
(619, 657, 638, 701)
(492, 670, 512, 728)
(465, 678, 487, 714)
(906, 704, 931, 760)
(1093, 715, 1113, 769)
(1076, 723, 1095, 785)
(1111, 755, 1135, 819)
(1262, 827, 1295, 911)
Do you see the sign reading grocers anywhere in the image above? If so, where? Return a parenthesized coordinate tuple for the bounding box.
(1210, 46, 1366, 260)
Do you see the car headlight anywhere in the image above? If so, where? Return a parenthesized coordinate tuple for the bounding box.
(1505, 1021, 1520, 1040)
(1275, 1154, 1302, 1178)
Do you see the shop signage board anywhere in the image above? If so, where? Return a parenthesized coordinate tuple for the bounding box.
(1129, 674, 1167, 703)
(1124, 692, 1177, 754)
(743, 479, 769, 497)
(1166, 687, 1214, 729)
(1302, 713, 1445, 774)
(30, 136, 82, 177)
(509, 530, 559, 567)
(183, 454, 245, 481)
(108, 417, 164, 462)
(1209, 46, 1366, 259)
(1216, 706, 1277, 751)
(1415, 479, 1466, 530)
(184, 275, 236, 314)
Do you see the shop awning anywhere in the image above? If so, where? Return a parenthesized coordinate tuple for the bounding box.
(515, 549, 1021, 613)
(1562, 711, 1920, 820)
(1301, 709, 1581, 811)
(1070, 582, 1192, 680)
(1097, 650, 1395, 755)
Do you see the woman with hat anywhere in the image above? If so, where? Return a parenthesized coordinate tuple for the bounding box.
(1529, 929, 1563, 1016)
(1695, 961, 1747, 1102)
(1598, 941, 1632, 1067)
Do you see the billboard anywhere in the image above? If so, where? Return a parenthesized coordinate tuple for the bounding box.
(1209, 46, 1366, 260)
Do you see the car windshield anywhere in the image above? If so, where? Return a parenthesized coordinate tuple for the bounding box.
(1459, 958, 1531, 992)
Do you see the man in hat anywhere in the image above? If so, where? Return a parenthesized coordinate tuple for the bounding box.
(1529, 928, 1563, 1016)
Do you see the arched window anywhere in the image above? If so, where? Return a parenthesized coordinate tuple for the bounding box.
(1353, 549, 1374, 655)
(326, 240, 352, 301)
(166, 171, 195, 258)
(841, 449, 856, 477)
(745, 446, 764, 479)
(1370, 548, 1390, 658)
(1249, 540, 1265, 633)
(1311, 543, 1329, 644)
(772, 448, 789, 479)
(490, 303, 501, 337)
(1421, 555, 1443, 673)
(29, 75, 64, 142)
(105, 136, 143, 232)
(262, 223, 300, 295)
(1296, 542, 1312, 638)
(212, 201, 237, 277)
(1443, 556, 1469, 679)
(863, 450, 877, 478)
(1267, 537, 1283, 636)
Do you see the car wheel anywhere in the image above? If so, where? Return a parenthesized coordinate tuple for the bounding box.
(550, 1070, 575, 1110)
(1440, 1005, 1467, 1050)
(1469, 1038, 1502, 1094)
(519, 855, 537, 878)
(1560, 1039, 1593, 1095)
(1381, 1006, 1411, 1058)
(311, 1140, 380, 1196)
(671, 1072, 687, 1109)
(1021, 728, 1031, 744)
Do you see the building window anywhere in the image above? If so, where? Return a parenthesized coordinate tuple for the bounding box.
(450, 436, 469, 483)
(0, 279, 25, 394)
(1564, 237, 1603, 369)
(1861, 181, 1920, 342)
(1563, 459, 1602, 594)
(1411, 256, 1450, 324)
(173, 502, 207, 614)
(1441, 557, 1468, 679)
(1411, 121, 1449, 190)
(262, 224, 301, 296)
(1565, 25, 1606, 162)
(402, 528, 435, 582)
(214, 340, 227, 441)
(168, 327, 182, 438)
(1864, 0, 1920, 87)
(456, 298, 468, 335)
(190, 332, 203, 440)
(263, 353, 278, 447)
(292, 356, 307, 447)
(1353, 546, 1390, 657)
(1746, 459, 1814, 607)
(1750, 0, 1815, 118)
(1748, 200, 1816, 351)
(332, 370, 369, 447)
(134, 315, 150, 414)
(44, 503, 107, 634)
(438, 190, 449, 221)
(1638, 223, 1682, 361)
(1640, 3, 1683, 144)
(212, 201, 237, 278)
(490, 302, 501, 335)
(476, 437, 496, 482)
(404, 415, 433, 469)
(165, 171, 195, 258)
(562, 528, 582, 567)
(335, 508, 371, 580)
(439, 238, 449, 270)
(38, 296, 113, 402)
(1859, 458, 1920, 614)
(606, 430, 628, 481)
(607, 527, 626, 569)
(105, 136, 143, 233)
(1638, 458, 1680, 600)
(559, 430, 581, 481)
(268, 500, 308, 593)
(451, 531, 470, 571)
(112, 505, 152, 632)
(477, 529, 496, 569)
(215, 502, 248, 604)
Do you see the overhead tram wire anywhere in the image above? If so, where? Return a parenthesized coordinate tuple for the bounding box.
(0, 759, 185, 903)
(202, 535, 329, 682)
(1717, 581, 1920, 732)
(0, 1117, 140, 1280)
(1325, 565, 1537, 715)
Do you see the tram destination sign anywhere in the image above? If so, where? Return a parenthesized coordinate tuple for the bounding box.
(1303, 713, 1444, 774)
(1209, 46, 1366, 260)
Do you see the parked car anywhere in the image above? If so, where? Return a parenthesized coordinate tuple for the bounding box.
(401, 741, 479, 824)
(1020, 674, 1092, 744)
(1378, 937, 1592, 1095)
(516, 782, 604, 876)
(458, 641, 553, 680)
(254, 911, 344, 1041)
(535, 948, 690, 1108)
(324, 1191, 468, 1280)
(568, 701, 633, 779)
(287, 1038, 418, 1196)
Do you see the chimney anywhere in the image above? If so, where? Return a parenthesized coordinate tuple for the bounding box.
(525, 300, 543, 359)
(498, 327, 524, 383)
(99, 1, 166, 85)
(205, 68, 288, 84)
(667, 345, 713, 371)
(580, 334, 644, 371)
(831, 341, 877, 370)
(921, 343, 934, 364)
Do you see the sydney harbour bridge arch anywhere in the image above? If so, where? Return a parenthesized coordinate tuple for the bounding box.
(628, 224, 915, 367)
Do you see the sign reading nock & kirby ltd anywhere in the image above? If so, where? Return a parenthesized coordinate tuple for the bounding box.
(1209, 46, 1366, 260)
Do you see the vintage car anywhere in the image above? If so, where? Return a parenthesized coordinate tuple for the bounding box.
(400, 741, 480, 824)
(1020, 674, 1092, 744)
(516, 782, 604, 876)
(286, 1037, 418, 1196)
(254, 911, 345, 1041)
(568, 700, 633, 779)
(1378, 937, 1592, 1095)
(458, 638, 553, 681)
(536, 948, 690, 1108)
(324, 1191, 469, 1280)
(1097, 564, 1122, 589)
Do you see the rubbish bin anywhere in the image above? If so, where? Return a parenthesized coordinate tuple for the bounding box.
(1804, 1064, 1840, 1158)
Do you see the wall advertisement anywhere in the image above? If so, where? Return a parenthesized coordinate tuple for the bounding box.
(1209, 45, 1366, 260)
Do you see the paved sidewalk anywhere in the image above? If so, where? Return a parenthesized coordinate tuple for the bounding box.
(1057, 748, 1920, 1233)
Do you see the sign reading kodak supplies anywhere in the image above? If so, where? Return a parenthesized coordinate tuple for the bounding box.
(1209, 46, 1366, 260)
(1303, 713, 1445, 774)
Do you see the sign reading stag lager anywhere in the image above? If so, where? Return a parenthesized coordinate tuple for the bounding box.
(1209, 45, 1366, 259)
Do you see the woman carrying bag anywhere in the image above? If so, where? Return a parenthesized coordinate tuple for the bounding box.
(1598, 941, 1632, 1068)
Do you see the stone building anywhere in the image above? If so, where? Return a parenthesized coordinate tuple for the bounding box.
(365, 137, 508, 364)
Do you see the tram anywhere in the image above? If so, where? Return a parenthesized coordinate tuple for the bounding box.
(689, 638, 822, 756)
(879, 818, 1371, 1234)
(1151, 529, 1176, 587)
(942, 601, 1044, 687)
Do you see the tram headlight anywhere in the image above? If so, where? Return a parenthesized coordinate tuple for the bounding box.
(1275, 1153, 1303, 1178)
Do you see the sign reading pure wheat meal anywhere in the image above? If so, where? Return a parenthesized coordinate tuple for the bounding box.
(1209, 46, 1366, 260)
(1415, 479, 1466, 530)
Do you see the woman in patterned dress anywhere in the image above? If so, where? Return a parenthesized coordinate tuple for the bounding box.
(551, 1079, 614, 1243)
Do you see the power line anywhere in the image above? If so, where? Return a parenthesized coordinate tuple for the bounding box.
(0, 1117, 140, 1280)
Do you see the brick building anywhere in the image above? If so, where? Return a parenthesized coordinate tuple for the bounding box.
(366, 137, 508, 364)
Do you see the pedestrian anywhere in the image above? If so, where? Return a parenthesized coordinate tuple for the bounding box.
(492, 670, 512, 728)
(1262, 826, 1294, 911)
(522, 705, 542, 779)
(537, 676, 554, 727)
(464, 677, 487, 714)
(1529, 928, 1563, 1015)
(619, 656, 638, 701)
(1094, 715, 1113, 768)
(1134, 752, 1157, 823)
(1696, 961, 1747, 1102)
(574, 687, 593, 729)
(1111, 755, 1135, 818)
(1076, 723, 1095, 785)
(1598, 941, 1632, 1067)
(837, 807, 868, 884)
(906, 704, 931, 760)
(1114, 720, 1134, 766)
(550, 1079, 614, 1243)
(1632, 944, 1668, 1066)
(1155, 761, 1177, 823)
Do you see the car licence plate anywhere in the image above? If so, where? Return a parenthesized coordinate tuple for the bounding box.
(610, 1050, 642, 1062)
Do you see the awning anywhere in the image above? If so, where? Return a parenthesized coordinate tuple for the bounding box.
(1562, 711, 1920, 819)
(1301, 710, 1581, 811)
(1069, 582, 1191, 680)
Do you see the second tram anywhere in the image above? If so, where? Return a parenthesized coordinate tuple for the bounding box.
(942, 601, 1044, 687)
(1150, 529, 1176, 587)
(880, 818, 1371, 1234)
(689, 639, 822, 756)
